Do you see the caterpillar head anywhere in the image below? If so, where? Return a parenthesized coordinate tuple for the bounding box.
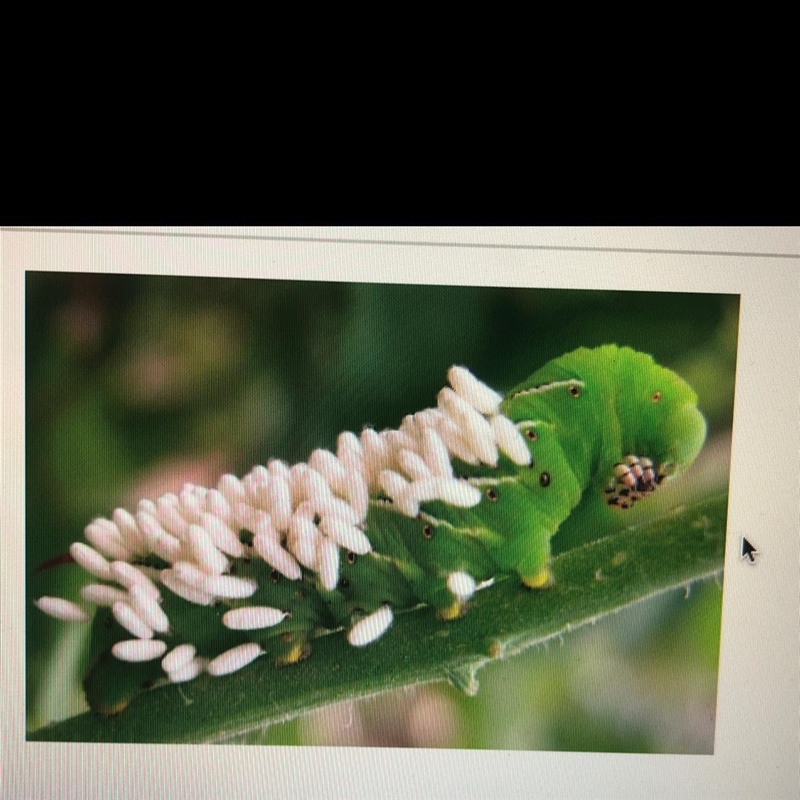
(607, 353, 706, 508)
(501, 345, 706, 512)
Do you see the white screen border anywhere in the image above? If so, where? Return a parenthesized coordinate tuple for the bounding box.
(3, 227, 798, 799)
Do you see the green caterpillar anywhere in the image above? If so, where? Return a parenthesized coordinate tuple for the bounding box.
(35, 345, 706, 715)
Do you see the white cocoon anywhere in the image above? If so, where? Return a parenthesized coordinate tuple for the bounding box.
(222, 606, 288, 630)
(162, 644, 197, 673)
(207, 643, 263, 677)
(35, 596, 89, 622)
(112, 639, 167, 662)
(347, 606, 394, 646)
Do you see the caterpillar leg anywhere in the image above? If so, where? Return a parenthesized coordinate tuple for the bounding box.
(436, 571, 478, 619)
(437, 602, 464, 621)
(274, 631, 313, 666)
(606, 454, 673, 509)
(83, 649, 166, 716)
(520, 565, 554, 589)
(517, 540, 554, 590)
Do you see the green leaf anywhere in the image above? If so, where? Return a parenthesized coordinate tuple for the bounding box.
(28, 494, 727, 744)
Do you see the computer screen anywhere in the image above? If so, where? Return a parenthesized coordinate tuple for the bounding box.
(3, 227, 798, 798)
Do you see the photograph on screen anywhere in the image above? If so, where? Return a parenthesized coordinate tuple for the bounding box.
(27, 272, 738, 752)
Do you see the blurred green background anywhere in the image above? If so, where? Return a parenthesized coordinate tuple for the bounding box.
(26, 272, 739, 751)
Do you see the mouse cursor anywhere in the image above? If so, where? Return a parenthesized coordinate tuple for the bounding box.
(741, 538, 758, 564)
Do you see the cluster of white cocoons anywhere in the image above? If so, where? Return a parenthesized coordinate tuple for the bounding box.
(35, 367, 531, 672)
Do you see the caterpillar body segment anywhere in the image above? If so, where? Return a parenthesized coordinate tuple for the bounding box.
(35, 346, 706, 714)
(502, 345, 707, 549)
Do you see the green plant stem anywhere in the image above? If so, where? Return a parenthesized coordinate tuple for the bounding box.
(29, 494, 727, 743)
